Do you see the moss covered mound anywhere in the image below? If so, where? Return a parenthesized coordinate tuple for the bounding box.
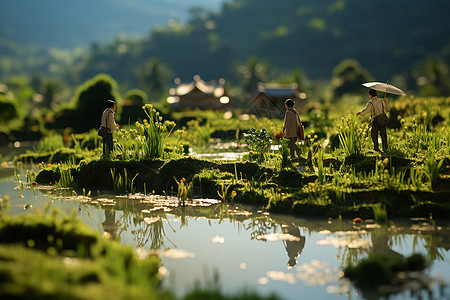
(14, 148, 85, 164)
(345, 252, 427, 286)
(35, 157, 269, 195)
(0, 211, 98, 257)
(0, 211, 163, 300)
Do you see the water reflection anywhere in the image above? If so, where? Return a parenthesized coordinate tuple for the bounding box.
(3, 172, 450, 299)
(102, 206, 118, 239)
(33, 185, 450, 269)
(282, 223, 306, 268)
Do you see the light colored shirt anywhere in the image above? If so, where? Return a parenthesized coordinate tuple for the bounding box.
(101, 108, 118, 133)
(283, 108, 301, 138)
(358, 96, 390, 122)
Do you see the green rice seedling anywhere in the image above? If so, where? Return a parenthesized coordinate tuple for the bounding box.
(71, 134, 82, 152)
(110, 168, 138, 194)
(111, 168, 126, 194)
(425, 151, 444, 189)
(175, 177, 192, 206)
(317, 146, 324, 185)
(408, 167, 424, 190)
(57, 164, 76, 188)
(279, 138, 292, 169)
(266, 188, 289, 210)
(185, 119, 212, 148)
(244, 128, 272, 163)
(372, 202, 388, 222)
(33, 133, 65, 153)
(135, 104, 176, 159)
(337, 115, 369, 158)
(217, 181, 232, 202)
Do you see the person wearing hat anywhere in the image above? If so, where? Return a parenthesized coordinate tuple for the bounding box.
(283, 99, 302, 159)
(356, 88, 390, 152)
(101, 99, 119, 157)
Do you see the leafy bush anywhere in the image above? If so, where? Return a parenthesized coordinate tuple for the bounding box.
(244, 128, 272, 163)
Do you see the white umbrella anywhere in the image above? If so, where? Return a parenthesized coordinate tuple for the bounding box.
(362, 82, 406, 96)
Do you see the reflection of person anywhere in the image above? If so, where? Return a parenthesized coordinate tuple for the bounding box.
(283, 99, 302, 159)
(102, 207, 118, 239)
(356, 89, 390, 152)
(283, 224, 306, 268)
(101, 100, 119, 156)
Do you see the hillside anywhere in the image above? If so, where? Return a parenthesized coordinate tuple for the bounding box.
(1, 0, 449, 96)
(72, 0, 450, 85)
(0, 0, 225, 48)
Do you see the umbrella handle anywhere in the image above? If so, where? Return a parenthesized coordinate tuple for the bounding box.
(384, 81, 389, 101)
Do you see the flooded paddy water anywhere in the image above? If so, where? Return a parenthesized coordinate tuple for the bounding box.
(2, 163, 450, 300)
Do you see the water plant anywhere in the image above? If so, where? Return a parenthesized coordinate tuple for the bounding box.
(33, 133, 65, 153)
(317, 146, 324, 185)
(337, 114, 369, 158)
(278, 138, 292, 169)
(175, 177, 192, 206)
(57, 163, 76, 188)
(425, 151, 444, 189)
(244, 128, 272, 163)
(135, 104, 176, 159)
(372, 202, 388, 222)
(217, 181, 232, 202)
(110, 168, 138, 194)
(186, 118, 212, 148)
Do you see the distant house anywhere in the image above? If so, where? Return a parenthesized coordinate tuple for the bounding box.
(166, 75, 230, 110)
(248, 83, 306, 118)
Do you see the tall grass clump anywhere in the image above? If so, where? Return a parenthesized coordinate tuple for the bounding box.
(175, 177, 192, 206)
(56, 164, 76, 188)
(111, 168, 138, 194)
(244, 128, 272, 163)
(337, 115, 369, 158)
(34, 133, 65, 153)
(425, 152, 443, 189)
(135, 104, 176, 159)
(186, 119, 212, 148)
(317, 146, 324, 185)
(372, 202, 388, 222)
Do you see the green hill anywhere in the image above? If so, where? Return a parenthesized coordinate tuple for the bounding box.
(72, 0, 450, 84)
(1, 0, 450, 95)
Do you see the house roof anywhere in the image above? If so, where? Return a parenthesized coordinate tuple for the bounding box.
(256, 83, 301, 98)
(169, 77, 226, 98)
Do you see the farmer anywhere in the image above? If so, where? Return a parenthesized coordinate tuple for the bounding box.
(283, 99, 302, 158)
(101, 99, 119, 157)
(356, 88, 390, 152)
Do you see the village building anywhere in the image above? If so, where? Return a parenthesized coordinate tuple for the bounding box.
(166, 75, 230, 110)
(248, 83, 306, 118)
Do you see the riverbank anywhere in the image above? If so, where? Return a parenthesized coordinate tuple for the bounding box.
(29, 152, 450, 220)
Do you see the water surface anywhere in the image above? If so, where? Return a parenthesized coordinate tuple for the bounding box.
(2, 166, 450, 300)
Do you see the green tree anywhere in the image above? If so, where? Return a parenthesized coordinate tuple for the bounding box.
(72, 73, 121, 119)
(418, 59, 450, 96)
(331, 59, 373, 99)
(50, 74, 121, 132)
(239, 57, 269, 94)
(138, 59, 172, 102)
(123, 89, 147, 106)
(0, 96, 19, 124)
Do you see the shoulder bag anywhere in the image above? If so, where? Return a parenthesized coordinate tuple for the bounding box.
(293, 110, 305, 141)
(98, 111, 109, 138)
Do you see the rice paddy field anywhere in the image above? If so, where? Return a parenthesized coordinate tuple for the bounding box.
(1, 96, 450, 299)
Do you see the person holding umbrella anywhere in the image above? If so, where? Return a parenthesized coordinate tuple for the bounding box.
(356, 88, 391, 152)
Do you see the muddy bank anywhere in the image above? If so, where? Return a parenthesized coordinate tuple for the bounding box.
(33, 156, 450, 219)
